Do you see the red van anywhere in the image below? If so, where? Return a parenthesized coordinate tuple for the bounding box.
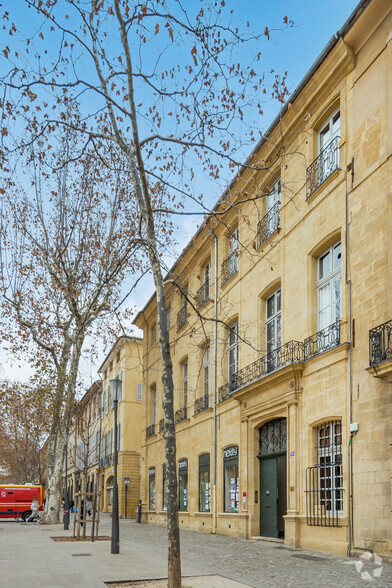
(0, 484, 43, 521)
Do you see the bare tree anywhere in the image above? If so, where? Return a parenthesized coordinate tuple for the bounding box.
(1, 1, 291, 583)
(0, 123, 147, 522)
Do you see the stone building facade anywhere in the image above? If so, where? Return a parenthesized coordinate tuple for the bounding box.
(98, 336, 144, 519)
(65, 380, 101, 503)
(134, 0, 391, 557)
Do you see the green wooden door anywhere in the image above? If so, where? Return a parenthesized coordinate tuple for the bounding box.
(259, 456, 278, 538)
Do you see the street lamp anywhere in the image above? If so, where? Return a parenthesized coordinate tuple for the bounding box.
(109, 377, 122, 555)
(62, 433, 70, 531)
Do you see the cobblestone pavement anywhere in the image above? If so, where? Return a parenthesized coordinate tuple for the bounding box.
(99, 516, 392, 588)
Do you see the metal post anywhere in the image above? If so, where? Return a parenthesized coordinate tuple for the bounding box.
(64, 442, 70, 530)
(111, 398, 119, 554)
(137, 499, 142, 523)
(125, 483, 127, 520)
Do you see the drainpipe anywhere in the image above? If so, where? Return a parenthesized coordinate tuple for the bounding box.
(345, 160, 373, 557)
(205, 226, 218, 534)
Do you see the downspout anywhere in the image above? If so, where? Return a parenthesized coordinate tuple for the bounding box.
(205, 226, 218, 534)
(346, 160, 373, 556)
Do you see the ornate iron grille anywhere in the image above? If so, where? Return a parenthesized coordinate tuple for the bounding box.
(221, 251, 238, 286)
(304, 321, 340, 360)
(306, 136, 340, 199)
(175, 406, 187, 424)
(306, 420, 343, 527)
(259, 418, 287, 456)
(218, 340, 304, 403)
(369, 319, 392, 366)
(257, 201, 280, 249)
(196, 279, 210, 309)
(176, 304, 188, 331)
(194, 395, 209, 415)
(159, 418, 164, 434)
(146, 423, 155, 438)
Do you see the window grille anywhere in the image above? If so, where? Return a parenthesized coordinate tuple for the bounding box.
(306, 420, 343, 527)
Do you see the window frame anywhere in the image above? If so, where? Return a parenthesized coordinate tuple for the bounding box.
(149, 467, 156, 510)
(182, 360, 188, 408)
(317, 421, 343, 514)
(228, 322, 239, 383)
(317, 241, 341, 331)
(198, 453, 210, 512)
(223, 446, 239, 513)
(178, 459, 188, 512)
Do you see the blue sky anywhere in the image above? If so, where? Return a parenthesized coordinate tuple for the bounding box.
(0, 0, 360, 384)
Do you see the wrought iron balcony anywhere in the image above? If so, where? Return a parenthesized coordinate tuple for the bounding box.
(369, 319, 392, 366)
(306, 136, 340, 199)
(194, 395, 209, 415)
(196, 280, 210, 309)
(175, 406, 187, 424)
(304, 321, 340, 361)
(176, 304, 188, 332)
(159, 418, 165, 434)
(221, 251, 238, 286)
(218, 340, 304, 402)
(257, 201, 280, 249)
(146, 423, 155, 438)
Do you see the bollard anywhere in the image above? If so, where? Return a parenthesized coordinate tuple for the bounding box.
(137, 499, 142, 523)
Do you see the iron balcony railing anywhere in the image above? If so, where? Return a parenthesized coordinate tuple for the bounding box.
(177, 304, 188, 332)
(257, 201, 281, 249)
(159, 418, 164, 434)
(369, 319, 392, 366)
(221, 251, 238, 286)
(175, 406, 187, 424)
(194, 395, 209, 415)
(306, 136, 340, 199)
(146, 423, 155, 438)
(304, 321, 340, 361)
(218, 340, 304, 403)
(218, 323, 342, 403)
(196, 279, 210, 309)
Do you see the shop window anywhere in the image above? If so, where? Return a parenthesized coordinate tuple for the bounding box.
(162, 464, 167, 511)
(178, 459, 188, 512)
(199, 454, 210, 512)
(223, 446, 239, 513)
(149, 467, 156, 510)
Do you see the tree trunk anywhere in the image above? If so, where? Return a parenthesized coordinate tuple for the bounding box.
(44, 442, 64, 524)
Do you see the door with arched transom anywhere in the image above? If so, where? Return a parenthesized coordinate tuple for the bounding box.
(258, 418, 287, 538)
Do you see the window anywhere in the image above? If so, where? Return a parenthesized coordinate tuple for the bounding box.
(162, 465, 167, 511)
(266, 177, 281, 237)
(266, 289, 281, 371)
(152, 324, 157, 344)
(137, 383, 143, 401)
(182, 361, 188, 408)
(222, 228, 239, 286)
(178, 459, 188, 512)
(203, 346, 210, 400)
(149, 468, 156, 510)
(109, 428, 113, 456)
(104, 433, 108, 458)
(318, 109, 340, 183)
(199, 454, 210, 512)
(228, 322, 238, 384)
(319, 109, 340, 154)
(100, 391, 104, 420)
(117, 422, 121, 452)
(105, 385, 109, 414)
(223, 446, 239, 513)
(177, 287, 188, 331)
(167, 308, 171, 329)
(317, 421, 343, 512)
(317, 242, 341, 331)
(151, 386, 156, 423)
(117, 370, 122, 402)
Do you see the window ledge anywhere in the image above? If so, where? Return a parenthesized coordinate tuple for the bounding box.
(306, 167, 341, 203)
(217, 512, 248, 518)
(192, 511, 212, 517)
